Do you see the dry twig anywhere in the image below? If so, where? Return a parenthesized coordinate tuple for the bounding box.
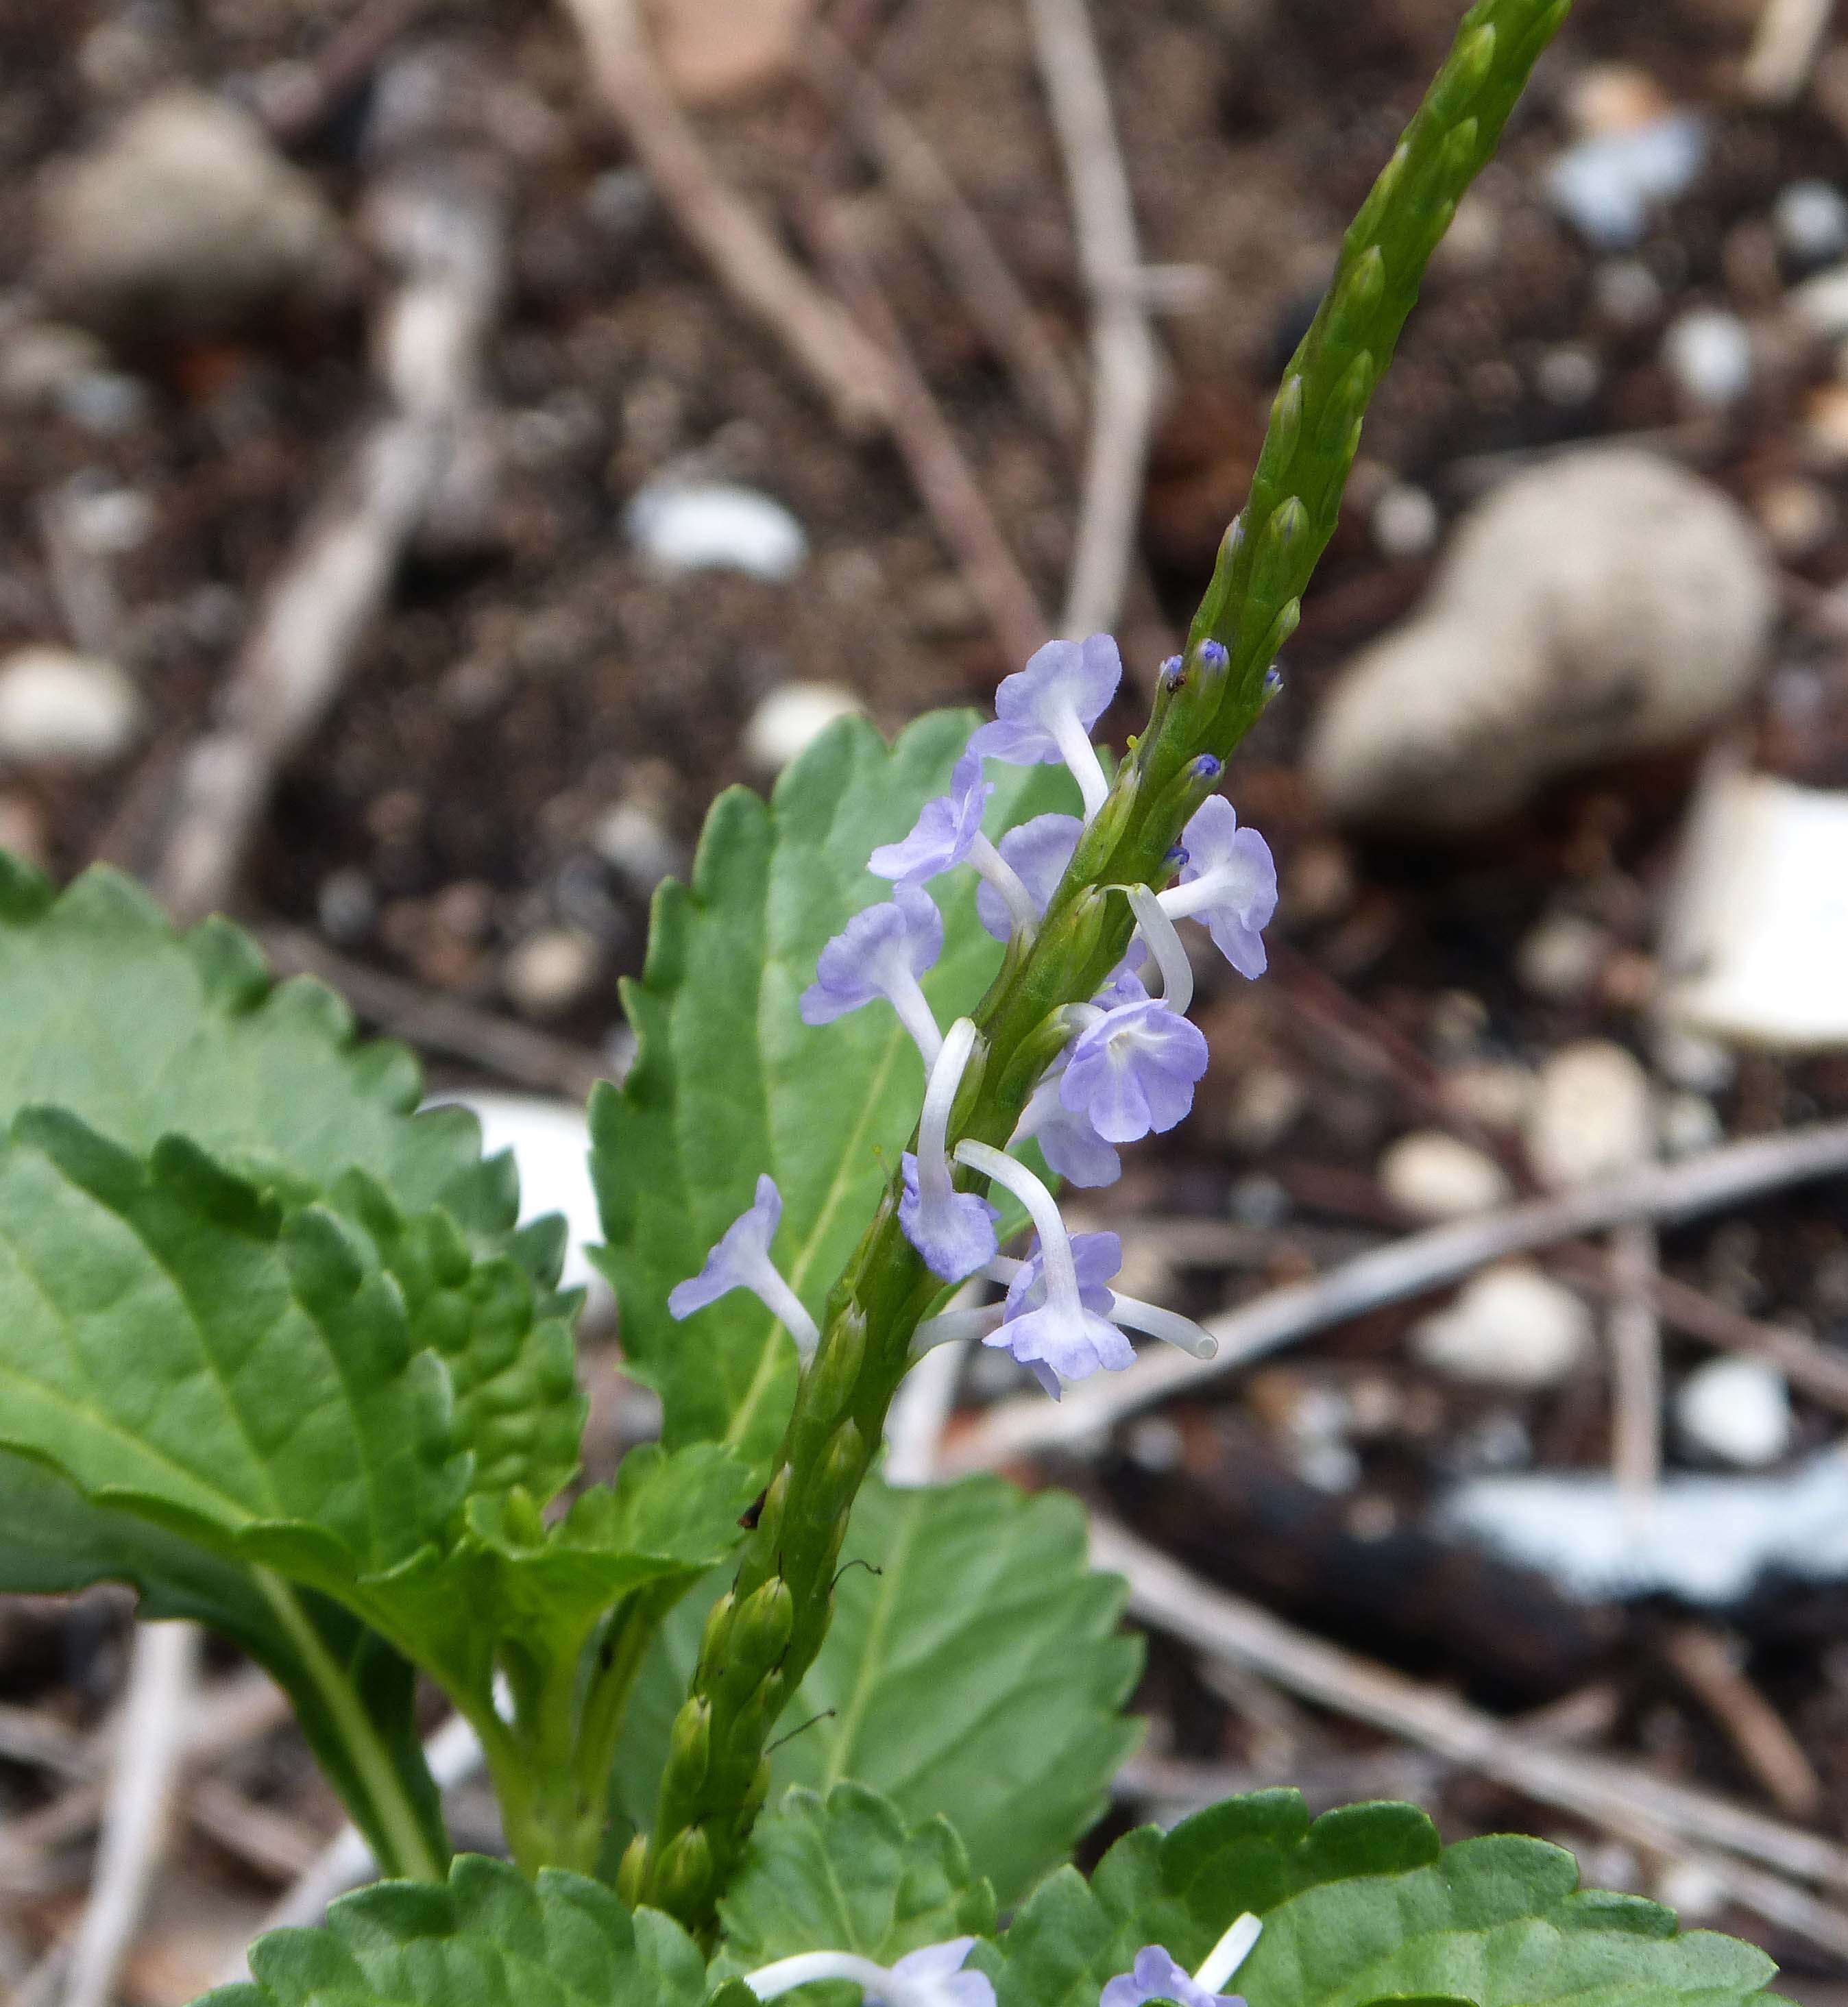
(1609, 1219, 1662, 1515)
(553, 0, 896, 434)
(945, 1117, 1848, 1470)
(1025, 0, 1162, 637)
(151, 165, 506, 923)
(1091, 1515, 1848, 1958)
(1664, 1627, 1824, 1825)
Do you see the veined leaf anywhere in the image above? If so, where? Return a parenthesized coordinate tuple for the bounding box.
(195, 1854, 707, 2007)
(982, 1803, 1779, 2007)
(589, 713, 1074, 1469)
(0, 1109, 466, 1581)
(0, 1451, 448, 1878)
(609, 1475, 1141, 1903)
(714, 1782, 995, 1979)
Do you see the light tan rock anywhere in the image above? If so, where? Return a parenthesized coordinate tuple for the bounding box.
(1306, 450, 1775, 831)
(644, 0, 814, 106)
(1378, 1130, 1513, 1220)
(1526, 1041, 1655, 1189)
(1413, 1263, 1594, 1387)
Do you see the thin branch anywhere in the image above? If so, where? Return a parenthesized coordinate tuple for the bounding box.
(1663, 1626, 1824, 1823)
(1609, 1220, 1662, 1513)
(1026, 0, 1162, 637)
(945, 1117, 1848, 1470)
(553, 0, 897, 435)
(1091, 1515, 1848, 1958)
(59, 1622, 204, 2007)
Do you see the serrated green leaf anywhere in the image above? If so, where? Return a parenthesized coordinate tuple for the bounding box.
(0, 1109, 467, 1581)
(1230, 1832, 1779, 2007)
(611, 1476, 1141, 1903)
(0, 1450, 448, 1877)
(715, 1782, 995, 1982)
(589, 714, 1073, 1469)
(980, 1808, 1778, 2007)
(193, 1853, 707, 2007)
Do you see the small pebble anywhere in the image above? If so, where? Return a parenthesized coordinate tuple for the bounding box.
(1658, 1091, 1724, 1159)
(0, 322, 108, 411)
(1526, 1041, 1655, 1189)
(1413, 1264, 1594, 1389)
(1547, 112, 1707, 250)
(626, 479, 808, 581)
(1755, 476, 1837, 557)
(1566, 64, 1673, 137)
(503, 927, 600, 1019)
(56, 370, 151, 435)
(1516, 912, 1612, 1002)
(1651, 1025, 1735, 1094)
(1536, 343, 1603, 408)
(1228, 1173, 1291, 1229)
(744, 682, 864, 773)
(1126, 1418, 1186, 1474)
(1676, 1356, 1792, 1467)
(1378, 1132, 1513, 1221)
(1442, 1061, 1537, 1133)
(1592, 258, 1665, 330)
(1226, 1067, 1306, 1154)
(317, 868, 376, 945)
(1790, 261, 1848, 339)
(0, 646, 142, 766)
(1372, 483, 1439, 559)
(1775, 180, 1848, 271)
(593, 799, 683, 894)
(1662, 308, 1753, 409)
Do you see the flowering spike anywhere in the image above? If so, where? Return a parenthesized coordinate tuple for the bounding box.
(1158, 797, 1278, 979)
(746, 1938, 993, 2007)
(1158, 653, 1187, 691)
(668, 1174, 820, 1365)
(975, 813, 1082, 942)
(954, 1143, 1132, 1389)
(801, 882, 946, 1065)
(900, 1018, 998, 1282)
(1059, 996, 1208, 1144)
(967, 635, 1119, 821)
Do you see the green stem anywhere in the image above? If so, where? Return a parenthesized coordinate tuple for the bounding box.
(630, 0, 1575, 1940)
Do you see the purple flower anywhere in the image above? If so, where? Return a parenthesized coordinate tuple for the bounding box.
(870, 751, 994, 883)
(975, 813, 1082, 940)
(997, 1228, 1134, 1388)
(968, 636, 1119, 818)
(1161, 798, 1277, 980)
(801, 881, 945, 1065)
(1099, 1947, 1245, 2007)
(668, 1174, 820, 1363)
(743, 1938, 994, 2007)
(1060, 999, 1209, 1143)
(898, 1020, 998, 1282)
(1013, 1049, 1122, 1188)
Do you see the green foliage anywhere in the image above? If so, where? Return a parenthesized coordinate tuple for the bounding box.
(199, 1855, 708, 2007)
(611, 1475, 1142, 1903)
(714, 1784, 995, 1980)
(589, 714, 1073, 1470)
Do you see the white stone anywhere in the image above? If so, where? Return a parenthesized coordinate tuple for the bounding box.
(1546, 112, 1707, 249)
(36, 88, 342, 337)
(592, 799, 683, 894)
(1516, 912, 1610, 1001)
(1790, 260, 1848, 339)
(625, 479, 808, 581)
(1663, 772, 1848, 1047)
(1438, 1450, 1848, 1605)
(1775, 180, 1848, 268)
(1651, 1025, 1735, 1093)
(503, 927, 600, 1019)
(430, 1091, 607, 1303)
(1306, 450, 1775, 831)
(744, 682, 864, 772)
(1526, 1041, 1655, 1189)
(1378, 1131, 1513, 1220)
(1372, 483, 1439, 558)
(1676, 1357, 1792, 1467)
(0, 321, 107, 411)
(1662, 308, 1753, 409)
(1413, 1264, 1594, 1389)
(1442, 1061, 1537, 1132)
(1657, 1091, 1724, 1159)
(0, 646, 142, 766)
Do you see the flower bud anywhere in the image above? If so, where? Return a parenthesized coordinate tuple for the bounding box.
(667, 1696, 712, 1795)
(616, 1833, 649, 1907)
(654, 1825, 714, 1917)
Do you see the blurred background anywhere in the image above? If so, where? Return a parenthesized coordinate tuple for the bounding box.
(12, 0, 1848, 1998)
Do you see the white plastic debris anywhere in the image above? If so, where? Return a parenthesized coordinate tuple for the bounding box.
(433, 1091, 607, 1304)
(744, 682, 864, 773)
(625, 479, 808, 581)
(1662, 308, 1753, 410)
(0, 645, 143, 766)
(1378, 1131, 1513, 1220)
(1413, 1264, 1594, 1389)
(1546, 113, 1707, 250)
(1663, 771, 1848, 1048)
(1675, 1357, 1793, 1468)
(1438, 1449, 1848, 1605)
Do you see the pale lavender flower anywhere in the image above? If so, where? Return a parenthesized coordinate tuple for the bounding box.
(745, 1938, 993, 2007)
(801, 881, 945, 1065)
(968, 635, 1119, 819)
(870, 751, 993, 882)
(1060, 999, 1209, 1143)
(1160, 797, 1277, 980)
(899, 1019, 998, 1282)
(976, 813, 1082, 942)
(955, 1143, 1132, 1393)
(1099, 1948, 1244, 2007)
(1012, 1051, 1122, 1188)
(999, 1236, 1217, 1365)
(668, 1173, 820, 1363)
